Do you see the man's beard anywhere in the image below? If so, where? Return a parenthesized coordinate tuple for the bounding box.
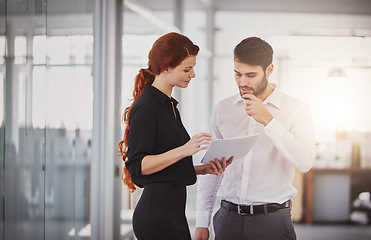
(239, 73, 268, 98)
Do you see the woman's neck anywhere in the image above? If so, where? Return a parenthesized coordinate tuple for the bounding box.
(152, 75, 173, 98)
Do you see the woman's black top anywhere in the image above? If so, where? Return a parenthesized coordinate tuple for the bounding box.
(125, 85, 196, 188)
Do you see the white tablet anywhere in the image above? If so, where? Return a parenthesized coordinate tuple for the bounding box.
(201, 134, 259, 163)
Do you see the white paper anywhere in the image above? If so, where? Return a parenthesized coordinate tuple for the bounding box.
(201, 134, 259, 163)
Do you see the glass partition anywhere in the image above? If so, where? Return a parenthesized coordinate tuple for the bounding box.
(0, 2, 5, 238)
(1, 0, 94, 239)
(2, 1, 47, 239)
(44, 1, 94, 239)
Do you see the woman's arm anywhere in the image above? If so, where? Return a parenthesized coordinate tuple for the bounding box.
(141, 133, 212, 175)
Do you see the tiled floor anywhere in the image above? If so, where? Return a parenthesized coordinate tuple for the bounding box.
(122, 209, 371, 240)
(294, 223, 371, 240)
(123, 223, 371, 240)
(186, 223, 371, 240)
(123, 222, 371, 240)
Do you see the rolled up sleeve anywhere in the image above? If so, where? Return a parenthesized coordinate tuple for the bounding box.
(196, 174, 223, 228)
(126, 103, 156, 184)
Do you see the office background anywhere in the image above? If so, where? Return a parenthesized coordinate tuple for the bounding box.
(1, 0, 371, 239)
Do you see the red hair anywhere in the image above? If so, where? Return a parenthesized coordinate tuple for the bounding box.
(118, 32, 199, 192)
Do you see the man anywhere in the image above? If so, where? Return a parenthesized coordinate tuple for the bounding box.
(194, 37, 316, 240)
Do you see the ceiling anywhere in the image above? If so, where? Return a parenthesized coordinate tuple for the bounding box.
(136, 0, 371, 15)
(2, 0, 370, 37)
(2, 0, 371, 15)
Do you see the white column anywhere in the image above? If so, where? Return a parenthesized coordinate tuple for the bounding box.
(91, 0, 122, 239)
(5, 22, 19, 153)
(172, 0, 184, 103)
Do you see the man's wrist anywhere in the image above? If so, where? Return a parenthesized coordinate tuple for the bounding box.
(196, 210, 212, 228)
(263, 115, 274, 127)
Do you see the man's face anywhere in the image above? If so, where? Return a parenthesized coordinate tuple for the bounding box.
(234, 60, 268, 99)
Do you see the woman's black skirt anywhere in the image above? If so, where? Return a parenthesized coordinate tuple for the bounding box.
(132, 182, 191, 240)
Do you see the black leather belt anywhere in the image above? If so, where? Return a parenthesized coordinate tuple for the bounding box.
(221, 199, 291, 215)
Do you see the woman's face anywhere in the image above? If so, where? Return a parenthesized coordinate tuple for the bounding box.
(167, 55, 197, 88)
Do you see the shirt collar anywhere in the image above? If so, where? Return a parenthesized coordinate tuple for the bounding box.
(233, 83, 281, 110)
(264, 84, 281, 109)
(146, 85, 179, 107)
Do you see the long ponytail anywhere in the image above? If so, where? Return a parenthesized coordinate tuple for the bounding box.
(118, 68, 155, 192)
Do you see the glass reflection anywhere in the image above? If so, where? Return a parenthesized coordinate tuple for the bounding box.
(2, 1, 94, 239)
(44, 38, 93, 239)
(2, 1, 47, 239)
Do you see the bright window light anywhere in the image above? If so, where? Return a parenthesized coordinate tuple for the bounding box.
(15, 36, 27, 64)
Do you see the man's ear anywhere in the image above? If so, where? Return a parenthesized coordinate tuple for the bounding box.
(266, 64, 274, 77)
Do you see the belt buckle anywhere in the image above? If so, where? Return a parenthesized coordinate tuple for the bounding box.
(285, 200, 291, 209)
(237, 205, 247, 215)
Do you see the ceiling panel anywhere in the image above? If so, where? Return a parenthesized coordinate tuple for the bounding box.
(136, 0, 371, 15)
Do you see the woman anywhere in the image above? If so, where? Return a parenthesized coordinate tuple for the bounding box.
(118, 32, 232, 240)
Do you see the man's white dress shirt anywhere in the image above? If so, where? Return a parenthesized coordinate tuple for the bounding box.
(196, 84, 316, 228)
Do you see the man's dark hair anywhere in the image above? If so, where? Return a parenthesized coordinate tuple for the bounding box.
(234, 37, 273, 71)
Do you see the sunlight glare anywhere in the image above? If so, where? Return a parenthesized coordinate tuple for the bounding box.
(321, 98, 352, 132)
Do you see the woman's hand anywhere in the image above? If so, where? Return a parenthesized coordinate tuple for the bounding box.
(142, 133, 211, 175)
(198, 156, 233, 175)
(182, 133, 212, 156)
